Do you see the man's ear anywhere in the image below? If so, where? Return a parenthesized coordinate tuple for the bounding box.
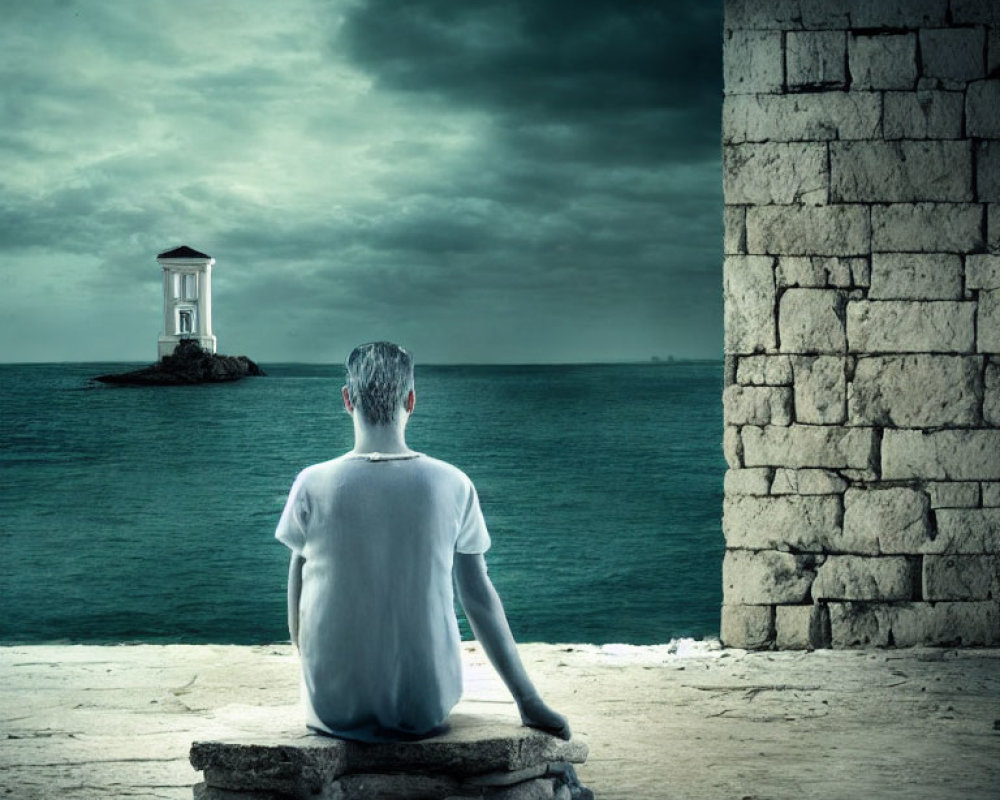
(342, 386, 354, 413)
(405, 389, 416, 414)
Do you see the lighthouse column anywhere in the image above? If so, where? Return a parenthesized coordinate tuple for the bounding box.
(200, 262, 214, 346)
(162, 269, 173, 342)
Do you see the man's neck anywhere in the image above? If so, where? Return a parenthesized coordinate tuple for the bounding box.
(351, 419, 412, 456)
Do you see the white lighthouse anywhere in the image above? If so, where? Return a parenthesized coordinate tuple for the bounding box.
(156, 245, 217, 359)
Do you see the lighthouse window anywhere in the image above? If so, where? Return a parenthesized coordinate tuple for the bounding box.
(178, 310, 193, 334)
(183, 273, 198, 300)
(172, 273, 182, 298)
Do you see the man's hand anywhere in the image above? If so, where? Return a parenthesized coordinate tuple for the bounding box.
(518, 693, 571, 740)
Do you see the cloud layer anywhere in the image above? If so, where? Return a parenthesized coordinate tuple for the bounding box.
(0, 0, 722, 363)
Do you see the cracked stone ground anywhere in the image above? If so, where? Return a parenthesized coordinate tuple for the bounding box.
(1, 643, 998, 799)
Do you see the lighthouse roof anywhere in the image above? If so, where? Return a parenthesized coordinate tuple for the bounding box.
(158, 245, 212, 260)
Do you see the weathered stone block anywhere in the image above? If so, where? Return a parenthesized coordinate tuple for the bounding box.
(779, 290, 846, 354)
(931, 508, 1000, 553)
(991, 27, 1000, 76)
(720, 604, 774, 650)
(967, 80, 1000, 138)
(919, 27, 986, 82)
(967, 255, 1000, 290)
(724, 0, 854, 30)
(923, 555, 998, 601)
(868, 253, 962, 300)
(831, 141, 972, 203)
(724, 425, 743, 469)
(949, 0, 1000, 24)
(986, 361, 1000, 426)
(724, 467, 773, 496)
(842, 487, 931, 555)
(883, 91, 962, 139)
(203, 770, 467, 798)
(724, 143, 828, 205)
(742, 424, 877, 470)
(847, 301, 975, 353)
(982, 482, 1000, 507)
(889, 601, 1000, 646)
(838, 467, 880, 482)
(776, 257, 865, 289)
(736, 355, 793, 386)
(723, 495, 842, 551)
(723, 549, 817, 604)
(978, 290, 1000, 352)
(792, 355, 846, 424)
(786, 30, 846, 89)
(883, 430, 1000, 480)
(725, 354, 737, 388)
(775, 604, 827, 650)
(849, 33, 917, 91)
(722, 93, 881, 144)
(724, 256, 776, 355)
(813, 556, 916, 601)
(770, 468, 847, 496)
(871, 203, 983, 253)
(798, 0, 851, 28)
(990, 205, 1000, 254)
(848, 0, 948, 28)
(926, 481, 980, 509)
(735, 0, 955, 30)
(828, 602, 891, 646)
(850, 259, 871, 288)
(748, 206, 870, 256)
(978, 141, 1000, 203)
(724, 205, 747, 255)
(724, 385, 792, 426)
(830, 600, 1000, 647)
(724, 29, 783, 94)
(848, 355, 982, 427)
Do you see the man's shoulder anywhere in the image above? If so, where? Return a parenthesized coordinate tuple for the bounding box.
(294, 455, 351, 484)
(414, 454, 475, 485)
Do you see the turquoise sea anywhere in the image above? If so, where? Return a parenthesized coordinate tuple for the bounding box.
(0, 362, 724, 645)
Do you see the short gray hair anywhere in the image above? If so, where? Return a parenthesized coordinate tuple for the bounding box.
(345, 342, 414, 425)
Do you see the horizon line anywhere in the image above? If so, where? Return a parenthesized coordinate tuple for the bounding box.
(0, 357, 724, 367)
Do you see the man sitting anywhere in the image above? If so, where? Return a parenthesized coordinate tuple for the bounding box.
(276, 341, 570, 742)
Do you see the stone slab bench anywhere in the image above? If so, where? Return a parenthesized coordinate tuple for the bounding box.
(190, 712, 592, 800)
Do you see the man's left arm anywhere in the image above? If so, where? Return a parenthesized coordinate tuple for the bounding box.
(288, 553, 304, 648)
(454, 552, 571, 739)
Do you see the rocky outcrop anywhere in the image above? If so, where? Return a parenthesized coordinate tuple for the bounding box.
(95, 339, 265, 385)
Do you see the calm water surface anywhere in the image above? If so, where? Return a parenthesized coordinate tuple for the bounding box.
(0, 362, 724, 644)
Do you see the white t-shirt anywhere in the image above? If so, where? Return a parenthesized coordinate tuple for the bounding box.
(275, 452, 491, 741)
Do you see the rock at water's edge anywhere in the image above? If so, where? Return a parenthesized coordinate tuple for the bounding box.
(95, 340, 265, 386)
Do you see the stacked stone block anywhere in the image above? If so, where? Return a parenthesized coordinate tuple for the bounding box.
(190, 722, 591, 800)
(722, 0, 1000, 649)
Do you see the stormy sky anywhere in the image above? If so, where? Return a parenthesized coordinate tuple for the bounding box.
(1, 0, 723, 364)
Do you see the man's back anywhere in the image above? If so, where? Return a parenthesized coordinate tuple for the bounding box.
(276, 452, 490, 741)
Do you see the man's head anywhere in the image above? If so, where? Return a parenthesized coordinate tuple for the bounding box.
(344, 342, 415, 426)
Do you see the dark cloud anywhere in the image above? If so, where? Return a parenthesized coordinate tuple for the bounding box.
(340, 0, 721, 113)
(0, 0, 723, 363)
(339, 0, 722, 165)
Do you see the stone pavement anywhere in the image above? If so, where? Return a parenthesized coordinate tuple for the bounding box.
(1, 642, 998, 799)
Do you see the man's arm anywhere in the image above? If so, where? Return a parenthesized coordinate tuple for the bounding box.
(288, 553, 304, 648)
(454, 552, 571, 740)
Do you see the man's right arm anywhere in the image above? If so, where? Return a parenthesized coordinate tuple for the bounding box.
(454, 552, 570, 739)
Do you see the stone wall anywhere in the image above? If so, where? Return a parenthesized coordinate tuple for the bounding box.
(721, 0, 1000, 648)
